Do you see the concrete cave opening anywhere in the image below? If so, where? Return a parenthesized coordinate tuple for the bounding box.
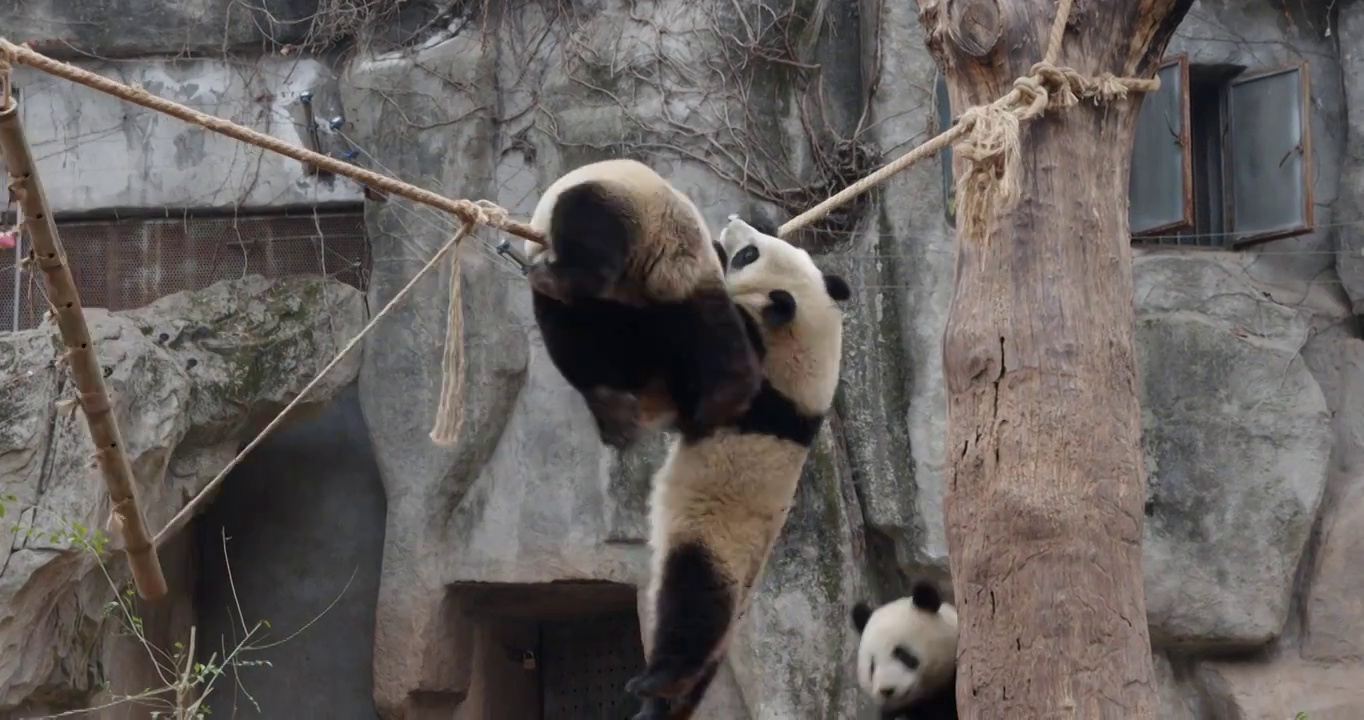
(190, 384, 388, 718)
(449, 580, 646, 719)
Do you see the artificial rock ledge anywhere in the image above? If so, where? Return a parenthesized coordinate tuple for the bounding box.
(0, 275, 365, 713)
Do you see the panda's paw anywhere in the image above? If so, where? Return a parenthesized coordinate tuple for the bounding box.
(526, 265, 570, 302)
(586, 388, 643, 449)
(630, 697, 670, 720)
(625, 664, 689, 698)
(690, 377, 758, 432)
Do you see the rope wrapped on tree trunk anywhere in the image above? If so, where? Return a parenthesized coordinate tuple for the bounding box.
(0, 0, 1157, 581)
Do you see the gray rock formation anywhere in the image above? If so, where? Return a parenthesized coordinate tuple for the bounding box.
(0, 276, 364, 714)
(1135, 254, 1331, 646)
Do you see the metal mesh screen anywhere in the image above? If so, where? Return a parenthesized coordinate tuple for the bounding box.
(540, 610, 646, 719)
(0, 209, 370, 332)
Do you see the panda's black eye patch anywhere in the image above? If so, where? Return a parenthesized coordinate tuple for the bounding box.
(732, 245, 760, 270)
(892, 646, 919, 670)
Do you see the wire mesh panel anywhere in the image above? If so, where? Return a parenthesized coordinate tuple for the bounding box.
(540, 610, 646, 719)
(0, 209, 370, 332)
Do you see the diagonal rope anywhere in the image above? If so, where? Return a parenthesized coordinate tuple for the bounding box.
(778, 0, 1157, 243)
(151, 214, 491, 548)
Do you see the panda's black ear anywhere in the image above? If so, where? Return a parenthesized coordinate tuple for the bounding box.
(712, 241, 729, 269)
(909, 580, 943, 613)
(851, 602, 874, 634)
(824, 273, 851, 303)
(763, 290, 797, 327)
(745, 212, 779, 237)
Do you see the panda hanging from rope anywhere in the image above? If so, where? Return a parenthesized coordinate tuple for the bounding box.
(523, 158, 764, 450)
(626, 215, 851, 719)
(524, 159, 852, 718)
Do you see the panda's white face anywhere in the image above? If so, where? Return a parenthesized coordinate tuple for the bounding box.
(714, 215, 850, 414)
(852, 582, 958, 710)
(717, 216, 827, 296)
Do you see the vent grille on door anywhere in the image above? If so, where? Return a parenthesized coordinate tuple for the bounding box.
(540, 610, 645, 719)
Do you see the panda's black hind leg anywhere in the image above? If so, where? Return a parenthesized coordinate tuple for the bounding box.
(628, 542, 734, 700)
(663, 662, 719, 720)
(627, 662, 717, 720)
(631, 697, 670, 720)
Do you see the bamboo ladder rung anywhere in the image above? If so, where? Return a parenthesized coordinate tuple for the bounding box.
(0, 96, 167, 601)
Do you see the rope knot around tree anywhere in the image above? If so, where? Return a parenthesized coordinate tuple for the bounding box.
(948, 59, 1162, 246)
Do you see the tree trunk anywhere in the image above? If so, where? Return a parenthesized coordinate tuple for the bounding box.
(916, 1, 1194, 717)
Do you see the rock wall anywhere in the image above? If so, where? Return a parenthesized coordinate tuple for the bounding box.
(0, 276, 366, 716)
(8, 57, 361, 213)
(2, 0, 1364, 719)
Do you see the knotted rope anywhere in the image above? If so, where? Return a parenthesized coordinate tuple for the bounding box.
(430, 200, 508, 447)
(778, 0, 1158, 244)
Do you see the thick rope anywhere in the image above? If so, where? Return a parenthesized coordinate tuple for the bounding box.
(429, 242, 467, 446)
(1043, 0, 1074, 65)
(430, 201, 507, 445)
(778, 0, 1157, 242)
(0, 38, 543, 247)
(151, 211, 489, 548)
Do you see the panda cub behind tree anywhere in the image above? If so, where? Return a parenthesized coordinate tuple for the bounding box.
(524, 159, 762, 450)
(851, 579, 960, 720)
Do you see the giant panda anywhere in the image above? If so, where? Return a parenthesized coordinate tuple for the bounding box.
(625, 216, 853, 720)
(524, 159, 763, 450)
(850, 579, 960, 720)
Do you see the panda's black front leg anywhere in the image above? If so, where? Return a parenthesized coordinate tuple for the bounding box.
(583, 387, 644, 450)
(664, 288, 762, 440)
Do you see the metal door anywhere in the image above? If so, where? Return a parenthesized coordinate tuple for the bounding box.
(540, 610, 645, 719)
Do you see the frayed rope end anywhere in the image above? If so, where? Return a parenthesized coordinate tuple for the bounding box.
(429, 214, 496, 448)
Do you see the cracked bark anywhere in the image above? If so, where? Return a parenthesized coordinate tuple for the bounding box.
(916, 0, 1195, 717)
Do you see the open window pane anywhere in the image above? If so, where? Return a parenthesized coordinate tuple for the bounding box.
(1227, 63, 1314, 245)
(936, 72, 956, 227)
(1129, 56, 1192, 236)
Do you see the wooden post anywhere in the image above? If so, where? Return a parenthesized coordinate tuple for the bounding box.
(0, 97, 168, 601)
(918, 0, 1193, 717)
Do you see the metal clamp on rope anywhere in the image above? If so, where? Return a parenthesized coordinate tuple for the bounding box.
(494, 239, 529, 275)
